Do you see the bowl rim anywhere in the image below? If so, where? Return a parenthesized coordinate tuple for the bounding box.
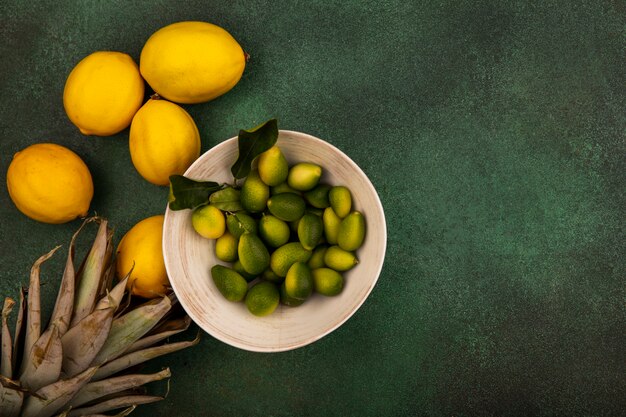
(163, 129, 387, 352)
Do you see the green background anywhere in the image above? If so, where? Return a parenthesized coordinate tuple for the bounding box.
(1, 1, 624, 416)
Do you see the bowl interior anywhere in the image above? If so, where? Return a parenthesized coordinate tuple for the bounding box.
(163, 130, 386, 352)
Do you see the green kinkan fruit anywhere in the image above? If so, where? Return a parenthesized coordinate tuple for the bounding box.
(233, 259, 257, 282)
(245, 282, 280, 317)
(0, 217, 198, 417)
(215, 231, 238, 262)
(312, 268, 344, 296)
(270, 242, 312, 277)
(238, 232, 270, 275)
(284, 262, 313, 301)
(287, 163, 322, 191)
(329, 186, 352, 218)
(226, 212, 258, 238)
(262, 269, 284, 284)
(191, 204, 226, 239)
(211, 265, 248, 302)
(324, 245, 358, 271)
(337, 211, 366, 251)
(267, 193, 306, 222)
(280, 282, 305, 307)
(307, 245, 328, 269)
(258, 215, 290, 248)
(257, 146, 289, 186)
(271, 182, 300, 196)
(240, 170, 269, 212)
(297, 213, 324, 251)
(303, 183, 331, 208)
(306, 207, 324, 217)
(322, 207, 342, 245)
(289, 218, 301, 233)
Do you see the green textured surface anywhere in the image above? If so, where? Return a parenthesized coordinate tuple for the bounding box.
(1, 1, 624, 416)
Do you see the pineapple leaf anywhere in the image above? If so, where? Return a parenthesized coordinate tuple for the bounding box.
(20, 323, 62, 392)
(124, 316, 191, 355)
(95, 276, 128, 312)
(97, 229, 115, 300)
(92, 332, 200, 381)
(61, 307, 115, 377)
(92, 296, 171, 366)
(0, 373, 23, 389)
(2, 297, 15, 378)
(22, 246, 62, 375)
(70, 368, 171, 408)
(117, 405, 138, 416)
(21, 366, 98, 417)
(0, 383, 23, 417)
(64, 405, 137, 417)
(113, 282, 134, 320)
(50, 218, 94, 338)
(55, 390, 140, 416)
(0, 373, 46, 399)
(67, 395, 163, 417)
(72, 220, 111, 327)
(148, 314, 190, 336)
(12, 288, 26, 378)
(2, 216, 199, 417)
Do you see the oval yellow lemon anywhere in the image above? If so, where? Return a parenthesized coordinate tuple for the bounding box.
(129, 98, 201, 185)
(140, 21, 246, 104)
(7, 143, 93, 224)
(64, 51, 145, 136)
(116, 215, 169, 298)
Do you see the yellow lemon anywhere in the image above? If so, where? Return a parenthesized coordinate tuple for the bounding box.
(116, 215, 169, 298)
(64, 51, 145, 136)
(6, 143, 93, 224)
(140, 21, 246, 104)
(129, 98, 200, 185)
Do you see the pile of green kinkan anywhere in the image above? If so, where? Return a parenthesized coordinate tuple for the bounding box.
(190, 145, 366, 317)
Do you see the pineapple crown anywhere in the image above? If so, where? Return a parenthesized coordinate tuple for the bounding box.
(0, 217, 198, 417)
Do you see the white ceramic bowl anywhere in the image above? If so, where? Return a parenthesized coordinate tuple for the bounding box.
(163, 130, 386, 352)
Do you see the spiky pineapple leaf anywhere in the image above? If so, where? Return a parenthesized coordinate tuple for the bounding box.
(97, 232, 116, 300)
(49, 217, 93, 337)
(20, 324, 62, 392)
(0, 383, 22, 417)
(92, 296, 171, 365)
(2, 298, 15, 378)
(72, 220, 111, 327)
(61, 307, 115, 377)
(68, 395, 163, 417)
(21, 246, 61, 375)
(70, 368, 171, 408)
(95, 276, 128, 312)
(67, 405, 136, 417)
(1, 217, 198, 417)
(12, 288, 26, 377)
(21, 366, 98, 417)
(124, 316, 191, 355)
(92, 333, 200, 381)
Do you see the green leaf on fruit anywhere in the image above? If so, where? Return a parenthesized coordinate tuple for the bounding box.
(231, 119, 278, 179)
(209, 186, 243, 212)
(168, 175, 223, 211)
